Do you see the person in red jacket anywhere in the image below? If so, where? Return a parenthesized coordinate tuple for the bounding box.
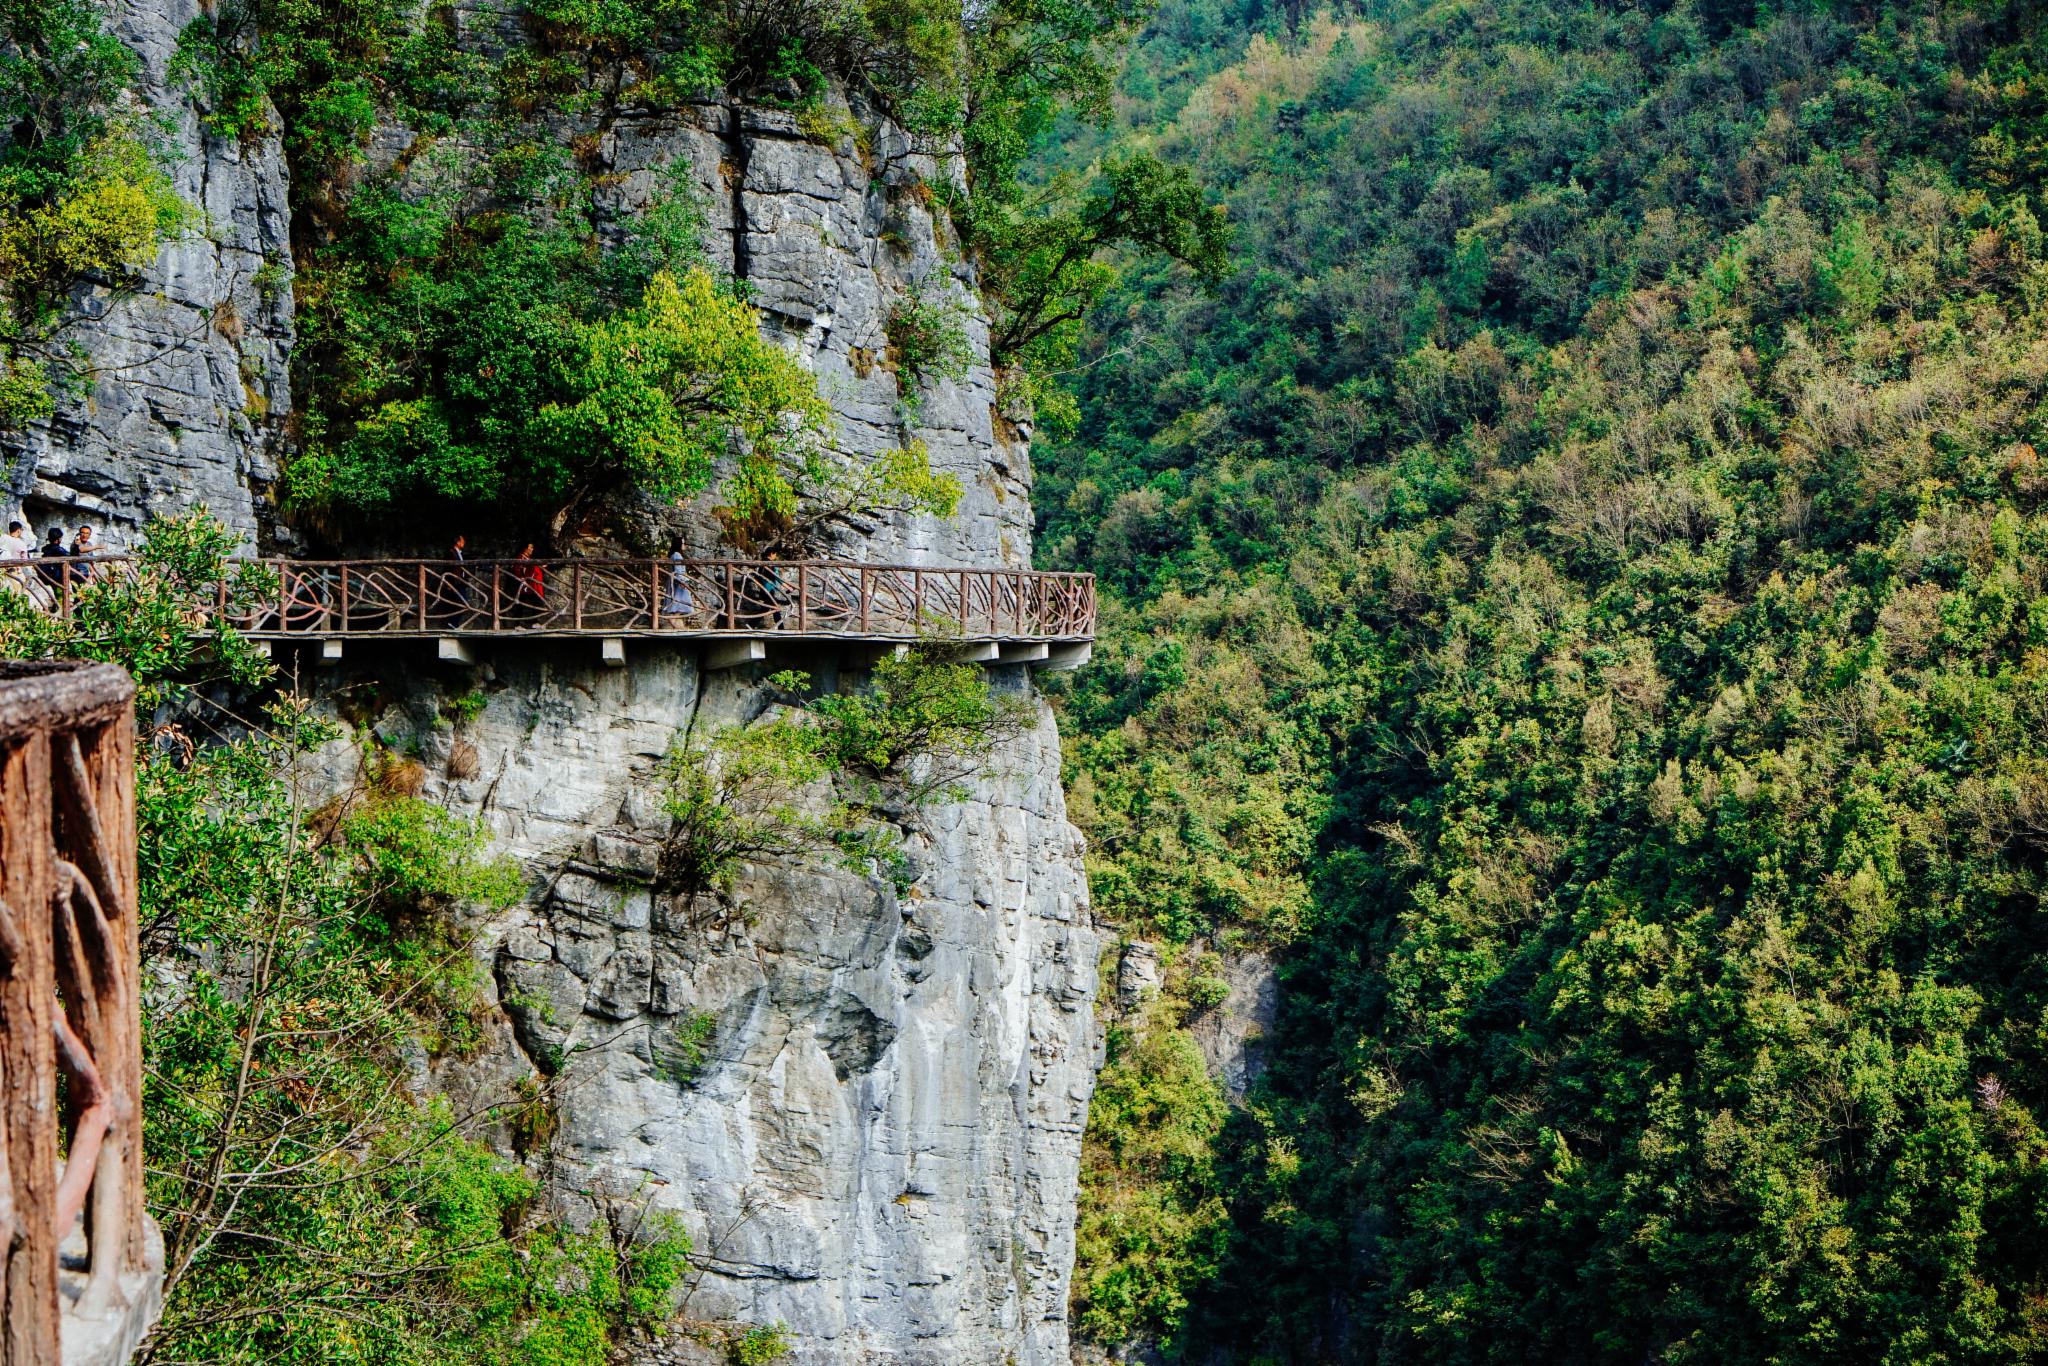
(513, 543, 545, 609)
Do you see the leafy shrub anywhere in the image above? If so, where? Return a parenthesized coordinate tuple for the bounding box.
(0, 353, 52, 427)
(340, 796, 526, 910)
(887, 278, 975, 390)
(660, 1011, 721, 1087)
(726, 1322, 793, 1365)
(0, 133, 191, 285)
(806, 646, 1030, 802)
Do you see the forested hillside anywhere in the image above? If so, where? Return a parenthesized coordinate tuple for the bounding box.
(1042, 0, 2048, 1361)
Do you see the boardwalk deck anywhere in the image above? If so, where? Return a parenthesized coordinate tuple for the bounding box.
(6, 557, 1098, 647)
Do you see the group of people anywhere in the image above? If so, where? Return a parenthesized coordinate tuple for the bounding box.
(447, 536, 552, 612)
(441, 536, 790, 626)
(1, 518, 108, 602)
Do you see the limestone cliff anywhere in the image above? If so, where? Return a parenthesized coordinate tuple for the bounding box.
(0, 0, 293, 547)
(7, 6, 1103, 1362)
(324, 651, 1099, 1365)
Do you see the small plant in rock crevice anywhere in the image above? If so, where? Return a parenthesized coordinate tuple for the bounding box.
(719, 1322, 793, 1365)
(659, 1010, 721, 1088)
(885, 277, 975, 422)
(656, 648, 1024, 918)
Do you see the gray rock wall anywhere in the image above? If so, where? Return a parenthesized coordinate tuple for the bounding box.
(313, 648, 1099, 1364)
(0, 0, 293, 548)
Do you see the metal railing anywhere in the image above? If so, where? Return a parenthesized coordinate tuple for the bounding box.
(0, 662, 160, 1366)
(6, 557, 1097, 643)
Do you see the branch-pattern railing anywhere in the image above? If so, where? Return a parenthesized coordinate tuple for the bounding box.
(0, 662, 158, 1366)
(7, 557, 1097, 643)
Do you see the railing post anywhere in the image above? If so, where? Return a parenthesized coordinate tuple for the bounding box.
(650, 562, 661, 630)
(573, 562, 583, 631)
(913, 569, 924, 631)
(0, 661, 161, 1364)
(491, 566, 501, 631)
(797, 564, 808, 633)
(723, 563, 735, 629)
(338, 565, 351, 633)
(1, 698, 59, 1366)
(859, 566, 870, 633)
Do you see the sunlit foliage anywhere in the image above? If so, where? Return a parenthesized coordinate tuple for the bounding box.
(1045, 0, 2048, 1359)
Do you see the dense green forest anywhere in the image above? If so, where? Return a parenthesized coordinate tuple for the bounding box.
(1042, 0, 2048, 1361)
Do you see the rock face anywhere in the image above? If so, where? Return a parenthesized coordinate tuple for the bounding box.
(0, 0, 293, 548)
(19, 10, 1104, 1359)
(321, 649, 1100, 1364)
(615, 100, 1037, 569)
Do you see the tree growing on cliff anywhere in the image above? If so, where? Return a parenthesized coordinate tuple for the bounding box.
(0, 0, 193, 427)
(658, 648, 1028, 916)
(807, 645, 1032, 804)
(713, 438, 962, 555)
(975, 152, 1228, 377)
(657, 715, 849, 917)
(533, 267, 843, 542)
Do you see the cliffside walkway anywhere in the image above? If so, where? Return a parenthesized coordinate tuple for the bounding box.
(15, 556, 1097, 669)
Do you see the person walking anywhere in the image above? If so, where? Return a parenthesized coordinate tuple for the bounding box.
(756, 548, 791, 627)
(512, 543, 545, 611)
(36, 526, 70, 600)
(662, 549, 695, 623)
(0, 520, 30, 600)
(447, 533, 474, 613)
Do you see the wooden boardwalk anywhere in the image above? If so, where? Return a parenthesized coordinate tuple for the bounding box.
(11, 556, 1096, 663)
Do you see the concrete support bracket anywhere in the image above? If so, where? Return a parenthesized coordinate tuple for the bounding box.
(703, 638, 767, 671)
(1037, 642, 1093, 671)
